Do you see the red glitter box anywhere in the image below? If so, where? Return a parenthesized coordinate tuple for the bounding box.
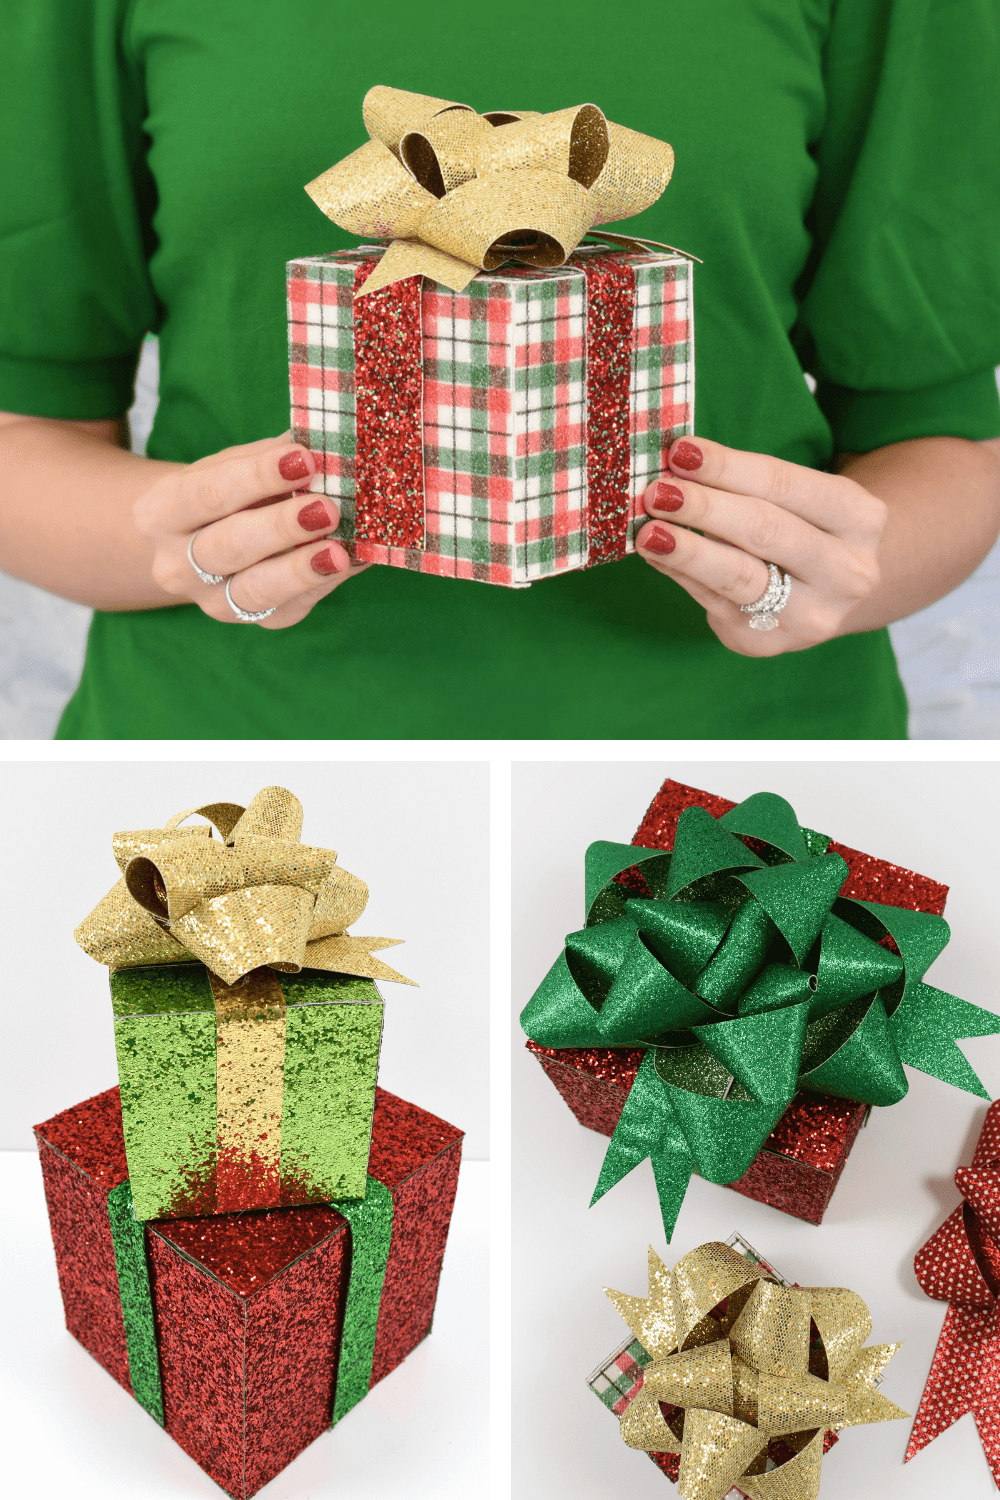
(526, 777, 949, 1227)
(35, 1084, 463, 1498)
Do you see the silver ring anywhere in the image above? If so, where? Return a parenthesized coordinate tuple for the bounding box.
(740, 562, 792, 631)
(187, 529, 224, 586)
(224, 576, 276, 623)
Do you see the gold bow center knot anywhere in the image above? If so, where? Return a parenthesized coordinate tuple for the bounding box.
(75, 786, 413, 989)
(606, 1241, 907, 1500)
(306, 84, 675, 296)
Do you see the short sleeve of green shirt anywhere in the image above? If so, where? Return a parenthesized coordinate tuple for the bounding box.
(795, 0, 1000, 450)
(0, 0, 155, 418)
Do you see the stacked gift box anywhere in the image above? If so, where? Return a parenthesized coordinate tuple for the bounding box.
(34, 789, 464, 1498)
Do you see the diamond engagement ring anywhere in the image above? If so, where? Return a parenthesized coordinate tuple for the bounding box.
(224, 576, 276, 623)
(740, 562, 792, 631)
(187, 529, 224, 586)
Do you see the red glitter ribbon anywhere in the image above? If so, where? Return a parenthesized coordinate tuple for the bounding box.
(582, 255, 636, 566)
(907, 1099, 1000, 1482)
(353, 261, 426, 551)
(351, 252, 638, 562)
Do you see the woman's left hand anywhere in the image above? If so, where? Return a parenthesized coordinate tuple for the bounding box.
(635, 436, 888, 655)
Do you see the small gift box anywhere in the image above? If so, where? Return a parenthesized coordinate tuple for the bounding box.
(593, 1234, 907, 1498)
(288, 86, 693, 587)
(34, 1082, 463, 1499)
(75, 787, 413, 1221)
(906, 1098, 1000, 1483)
(521, 777, 1000, 1242)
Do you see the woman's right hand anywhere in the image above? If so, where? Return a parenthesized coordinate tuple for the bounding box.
(133, 432, 364, 628)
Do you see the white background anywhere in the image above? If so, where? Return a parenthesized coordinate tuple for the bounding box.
(512, 760, 1000, 1499)
(0, 759, 489, 1157)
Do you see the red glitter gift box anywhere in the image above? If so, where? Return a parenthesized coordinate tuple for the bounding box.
(35, 1083, 463, 1498)
(525, 777, 949, 1227)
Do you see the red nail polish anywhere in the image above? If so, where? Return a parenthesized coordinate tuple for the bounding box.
(643, 525, 676, 555)
(651, 482, 684, 511)
(671, 440, 703, 471)
(278, 449, 311, 482)
(297, 499, 331, 532)
(310, 547, 340, 575)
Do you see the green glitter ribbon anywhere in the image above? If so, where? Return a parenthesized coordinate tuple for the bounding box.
(330, 1174, 394, 1426)
(106, 1179, 164, 1425)
(520, 792, 1000, 1242)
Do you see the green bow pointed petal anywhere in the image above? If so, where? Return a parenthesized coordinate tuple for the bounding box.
(694, 1002, 808, 1107)
(597, 934, 726, 1044)
(565, 916, 643, 1002)
(519, 950, 605, 1048)
(665, 805, 763, 900)
(590, 1053, 691, 1207)
(718, 791, 810, 862)
(799, 994, 908, 1105)
(840, 899, 949, 1010)
(738, 852, 849, 963)
(694, 898, 774, 1009)
(889, 982, 1000, 1098)
(738, 962, 816, 1016)
(584, 841, 661, 918)
(625, 897, 730, 987)
(811, 912, 904, 1019)
(650, 1137, 698, 1243)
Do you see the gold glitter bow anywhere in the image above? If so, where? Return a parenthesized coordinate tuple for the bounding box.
(607, 1241, 907, 1500)
(306, 84, 675, 296)
(74, 787, 413, 988)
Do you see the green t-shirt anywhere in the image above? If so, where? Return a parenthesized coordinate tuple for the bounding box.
(2, 0, 999, 739)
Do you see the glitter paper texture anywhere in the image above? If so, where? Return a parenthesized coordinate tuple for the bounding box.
(606, 1242, 907, 1500)
(523, 777, 993, 1239)
(582, 255, 635, 565)
(906, 1098, 1000, 1484)
(34, 1085, 463, 1499)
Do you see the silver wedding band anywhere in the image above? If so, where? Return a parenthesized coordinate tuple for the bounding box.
(225, 576, 276, 623)
(187, 529, 224, 587)
(740, 562, 792, 631)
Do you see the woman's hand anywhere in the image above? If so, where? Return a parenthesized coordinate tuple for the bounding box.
(635, 437, 887, 655)
(134, 432, 363, 628)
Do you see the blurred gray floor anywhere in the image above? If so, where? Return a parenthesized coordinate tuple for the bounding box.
(1, 340, 998, 739)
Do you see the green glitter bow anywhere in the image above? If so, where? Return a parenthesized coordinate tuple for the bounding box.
(520, 792, 1000, 1241)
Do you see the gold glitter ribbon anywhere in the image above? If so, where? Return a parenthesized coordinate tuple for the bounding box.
(75, 787, 413, 988)
(607, 1242, 908, 1500)
(306, 85, 675, 295)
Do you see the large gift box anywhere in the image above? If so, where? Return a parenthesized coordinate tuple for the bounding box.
(289, 85, 692, 587)
(74, 788, 413, 1221)
(35, 1083, 463, 1499)
(521, 777, 1000, 1242)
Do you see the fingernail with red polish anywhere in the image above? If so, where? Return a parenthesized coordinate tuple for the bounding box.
(310, 547, 340, 575)
(278, 449, 311, 482)
(671, 440, 703, 471)
(643, 525, 677, 555)
(297, 499, 332, 531)
(651, 482, 684, 511)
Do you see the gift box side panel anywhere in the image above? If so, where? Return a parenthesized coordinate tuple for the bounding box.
(370, 1136, 463, 1385)
(279, 994, 383, 1203)
(147, 1230, 249, 1498)
(527, 1043, 638, 1137)
(114, 1010, 217, 1221)
(242, 1230, 350, 1497)
(35, 1136, 132, 1393)
(511, 270, 588, 584)
(288, 255, 358, 531)
(625, 257, 694, 551)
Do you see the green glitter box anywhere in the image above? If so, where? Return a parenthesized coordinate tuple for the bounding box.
(110, 963, 383, 1222)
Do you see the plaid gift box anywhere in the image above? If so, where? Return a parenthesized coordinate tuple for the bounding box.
(110, 963, 385, 1222)
(35, 1083, 463, 1499)
(287, 244, 694, 586)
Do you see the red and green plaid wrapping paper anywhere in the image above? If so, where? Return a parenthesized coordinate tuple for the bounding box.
(287, 245, 694, 587)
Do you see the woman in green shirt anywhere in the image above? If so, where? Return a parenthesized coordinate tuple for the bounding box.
(1, 0, 998, 739)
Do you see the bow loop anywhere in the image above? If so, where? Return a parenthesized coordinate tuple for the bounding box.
(306, 85, 675, 296)
(76, 788, 414, 989)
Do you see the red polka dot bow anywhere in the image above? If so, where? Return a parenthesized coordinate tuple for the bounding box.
(907, 1099, 1000, 1482)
